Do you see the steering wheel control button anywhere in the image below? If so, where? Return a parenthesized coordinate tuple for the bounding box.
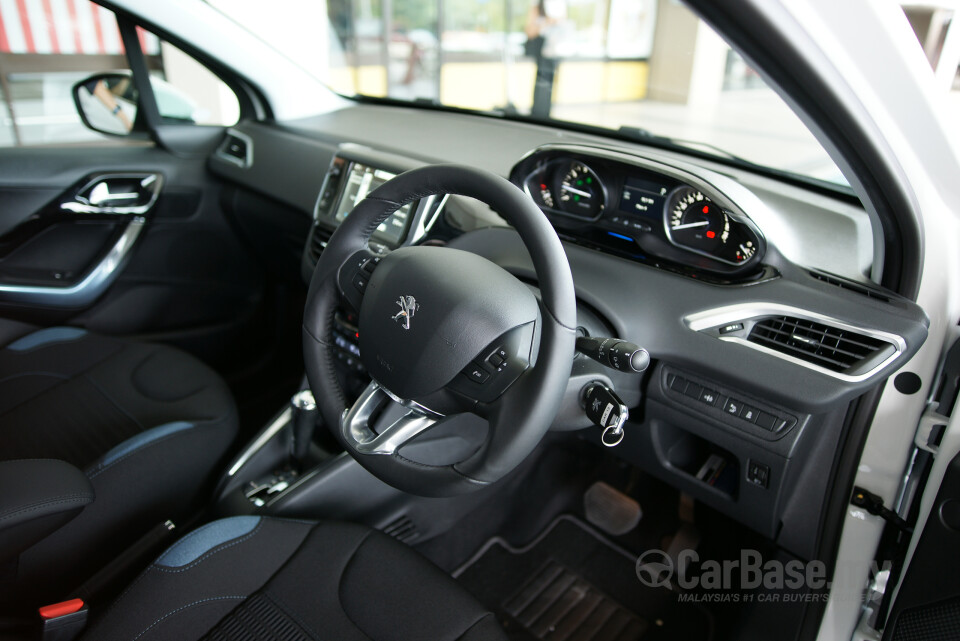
(739, 405, 759, 423)
(463, 365, 490, 384)
(488, 353, 504, 368)
(361, 256, 381, 273)
(352, 273, 369, 293)
(684, 382, 703, 400)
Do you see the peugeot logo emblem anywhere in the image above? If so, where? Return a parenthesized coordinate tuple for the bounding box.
(392, 295, 419, 330)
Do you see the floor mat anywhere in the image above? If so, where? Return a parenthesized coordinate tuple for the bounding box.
(454, 516, 712, 641)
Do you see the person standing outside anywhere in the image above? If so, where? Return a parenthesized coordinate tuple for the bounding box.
(525, 0, 567, 119)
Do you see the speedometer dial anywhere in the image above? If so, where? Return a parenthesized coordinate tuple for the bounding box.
(667, 188, 728, 251)
(665, 186, 761, 266)
(556, 161, 604, 218)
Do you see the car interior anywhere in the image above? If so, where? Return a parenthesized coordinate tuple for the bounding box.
(0, 1, 950, 640)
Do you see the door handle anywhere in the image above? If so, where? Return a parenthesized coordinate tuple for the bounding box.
(61, 173, 163, 215)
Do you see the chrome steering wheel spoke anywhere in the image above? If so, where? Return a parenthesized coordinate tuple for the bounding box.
(341, 380, 443, 456)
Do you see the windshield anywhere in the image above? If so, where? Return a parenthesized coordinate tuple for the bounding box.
(206, 0, 846, 186)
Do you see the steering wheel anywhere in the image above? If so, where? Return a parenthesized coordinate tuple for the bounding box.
(303, 165, 576, 497)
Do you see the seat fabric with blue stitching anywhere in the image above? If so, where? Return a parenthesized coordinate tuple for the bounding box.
(0, 322, 238, 609)
(81, 516, 508, 641)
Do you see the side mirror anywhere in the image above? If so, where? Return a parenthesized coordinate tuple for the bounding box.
(72, 72, 140, 137)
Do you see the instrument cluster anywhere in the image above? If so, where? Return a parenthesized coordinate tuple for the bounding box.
(514, 151, 766, 279)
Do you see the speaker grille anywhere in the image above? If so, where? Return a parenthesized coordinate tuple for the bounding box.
(890, 596, 960, 641)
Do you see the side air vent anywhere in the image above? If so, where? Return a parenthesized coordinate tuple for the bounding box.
(216, 131, 253, 168)
(307, 225, 333, 265)
(382, 515, 419, 543)
(808, 270, 892, 303)
(748, 316, 893, 373)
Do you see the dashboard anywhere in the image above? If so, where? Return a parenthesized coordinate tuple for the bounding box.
(208, 106, 929, 560)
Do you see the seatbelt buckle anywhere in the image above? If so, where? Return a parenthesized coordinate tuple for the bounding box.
(38, 598, 88, 641)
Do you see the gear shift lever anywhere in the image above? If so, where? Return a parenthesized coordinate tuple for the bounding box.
(290, 390, 318, 464)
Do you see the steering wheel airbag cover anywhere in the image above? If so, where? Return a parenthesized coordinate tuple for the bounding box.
(360, 246, 538, 399)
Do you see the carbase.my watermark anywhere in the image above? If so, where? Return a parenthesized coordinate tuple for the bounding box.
(636, 548, 890, 602)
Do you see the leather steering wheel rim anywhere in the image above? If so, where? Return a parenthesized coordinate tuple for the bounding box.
(303, 164, 576, 497)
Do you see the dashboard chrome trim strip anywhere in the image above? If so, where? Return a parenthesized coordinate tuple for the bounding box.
(684, 302, 907, 383)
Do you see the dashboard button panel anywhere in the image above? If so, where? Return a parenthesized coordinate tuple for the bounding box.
(664, 369, 796, 437)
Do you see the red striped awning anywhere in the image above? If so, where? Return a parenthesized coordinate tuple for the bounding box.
(0, 0, 160, 55)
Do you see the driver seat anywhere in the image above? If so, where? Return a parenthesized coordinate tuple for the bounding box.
(80, 516, 507, 641)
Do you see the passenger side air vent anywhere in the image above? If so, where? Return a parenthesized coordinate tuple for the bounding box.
(308, 225, 332, 265)
(808, 270, 892, 303)
(215, 131, 253, 168)
(747, 316, 893, 373)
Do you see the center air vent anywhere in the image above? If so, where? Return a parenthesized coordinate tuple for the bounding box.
(307, 225, 332, 265)
(747, 316, 893, 373)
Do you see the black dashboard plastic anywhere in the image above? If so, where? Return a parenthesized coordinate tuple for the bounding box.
(446, 227, 927, 413)
(207, 112, 930, 559)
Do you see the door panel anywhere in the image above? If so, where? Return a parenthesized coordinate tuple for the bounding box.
(0, 172, 160, 308)
(0, 142, 265, 366)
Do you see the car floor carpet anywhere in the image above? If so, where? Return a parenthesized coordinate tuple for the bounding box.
(453, 515, 713, 641)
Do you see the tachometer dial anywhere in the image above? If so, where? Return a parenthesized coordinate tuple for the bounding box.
(557, 161, 604, 218)
(667, 188, 729, 252)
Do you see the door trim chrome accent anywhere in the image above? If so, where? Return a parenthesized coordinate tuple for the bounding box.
(0, 217, 146, 307)
(61, 173, 163, 215)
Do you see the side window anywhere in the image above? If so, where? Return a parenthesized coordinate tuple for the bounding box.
(0, 2, 241, 148)
(135, 27, 240, 127)
(0, 0, 132, 147)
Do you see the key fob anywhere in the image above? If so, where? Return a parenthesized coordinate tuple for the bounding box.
(583, 383, 628, 446)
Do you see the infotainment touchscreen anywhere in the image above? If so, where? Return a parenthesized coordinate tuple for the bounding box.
(333, 163, 412, 245)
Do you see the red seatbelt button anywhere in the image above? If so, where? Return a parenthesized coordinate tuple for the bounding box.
(38, 599, 85, 620)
